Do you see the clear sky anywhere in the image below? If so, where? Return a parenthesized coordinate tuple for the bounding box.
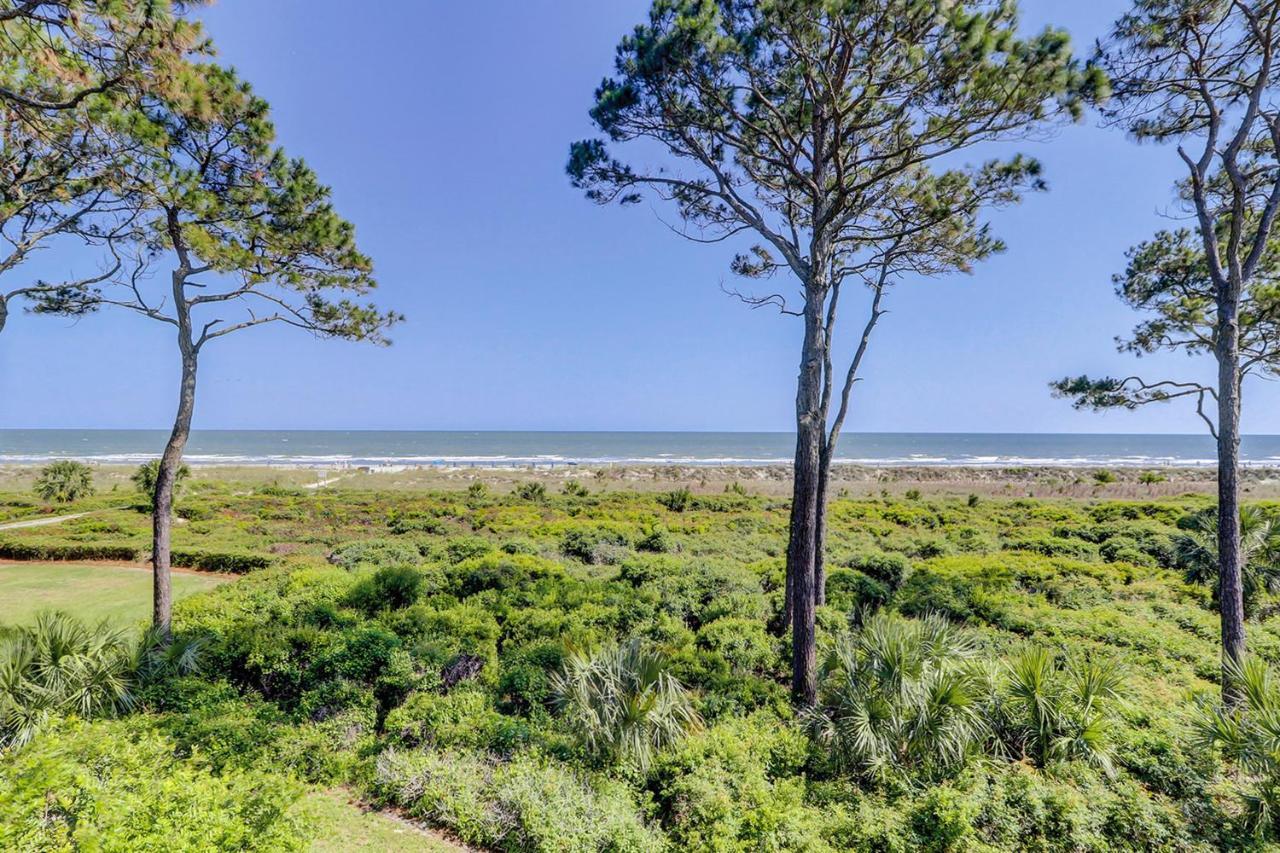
(1, 0, 1271, 434)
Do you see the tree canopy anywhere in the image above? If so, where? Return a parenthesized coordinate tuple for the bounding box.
(570, 0, 1104, 704)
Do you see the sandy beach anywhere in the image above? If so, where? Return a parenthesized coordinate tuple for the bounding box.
(3, 461, 1275, 500)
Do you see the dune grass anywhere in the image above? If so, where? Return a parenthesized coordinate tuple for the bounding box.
(0, 562, 226, 627)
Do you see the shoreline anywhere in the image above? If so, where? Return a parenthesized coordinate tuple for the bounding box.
(4, 461, 1278, 499)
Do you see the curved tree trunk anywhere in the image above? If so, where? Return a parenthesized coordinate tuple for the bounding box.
(0, 294, 8, 336)
(153, 305, 198, 639)
(788, 294, 825, 706)
(1216, 293, 1246, 701)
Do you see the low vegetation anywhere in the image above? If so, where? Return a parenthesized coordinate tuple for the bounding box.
(2, 481, 1280, 848)
(33, 461, 94, 504)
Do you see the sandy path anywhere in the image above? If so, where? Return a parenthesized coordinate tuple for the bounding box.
(0, 511, 93, 530)
(304, 472, 351, 489)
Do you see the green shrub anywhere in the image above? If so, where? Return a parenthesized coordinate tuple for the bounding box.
(453, 552, 564, 597)
(175, 500, 216, 521)
(327, 538, 420, 571)
(658, 488, 693, 512)
(387, 513, 448, 535)
(131, 459, 191, 508)
(560, 527, 630, 565)
(34, 461, 95, 504)
(374, 747, 661, 851)
(1094, 470, 1117, 484)
(848, 551, 911, 592)
(696, 617, 777, 676)
(515, 482, 547, 502)
(498, 643, 565, 714)
(806, 612, 987, 784)
(0, 719, 306, 851)
(345, 564, 429, 613)
(1197, 656, 1280, 841)
(384, 688, 507, 750)
(824, 568, 891, 613)
(636, 525, 676, 553)
(996, 647, 1126, 776)
(562, 480, 589, 497)
(0, 540, 140, 562)
(551, 638, 701, 770)
(445, 535, 497, 563)
(1175, 505, 1280, 619)
(171, 549, 273, 573)
(648, 713, 823, 850)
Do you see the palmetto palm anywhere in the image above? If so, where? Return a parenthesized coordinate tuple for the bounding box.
(998, 646, 1125, 777)
(33, 460, 94, 504)
(1197, 656, 1280, 838)
(551, 638, 701, 771)
(805, 612, 988, 784)
(0, 612, 134, 749)
(0, 612, 205, 750)
(1177, 506, 1280, 618)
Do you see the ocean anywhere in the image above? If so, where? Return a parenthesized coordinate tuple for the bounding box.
(2, 429, 1279, 469)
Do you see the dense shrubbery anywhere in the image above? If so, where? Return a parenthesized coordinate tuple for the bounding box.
(5, 486, 1280, 848)
(0, 718, 306, 850)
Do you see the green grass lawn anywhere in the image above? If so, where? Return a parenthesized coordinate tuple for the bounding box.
(299, 790, 464, 852)
(0, 562, 227, 627)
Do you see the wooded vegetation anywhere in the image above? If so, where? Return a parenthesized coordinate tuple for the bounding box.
(8, 0, 1280, 849)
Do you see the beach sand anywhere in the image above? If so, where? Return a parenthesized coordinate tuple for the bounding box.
(2, 462, 1276, 500)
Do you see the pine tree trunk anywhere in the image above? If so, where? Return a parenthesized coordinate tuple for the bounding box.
(153, 347, 197, 639)
(787, 296, 825, 706)
(782, 439, 803, 633)
(814, 448, 831, 607)
(1216, 291, 1246, 701)
(0, 295, 8, 336)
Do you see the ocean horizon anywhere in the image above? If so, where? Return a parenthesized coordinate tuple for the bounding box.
(3, 429, 1280, 469)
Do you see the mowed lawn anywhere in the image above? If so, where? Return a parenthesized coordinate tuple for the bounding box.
(0, 562, 227, 626)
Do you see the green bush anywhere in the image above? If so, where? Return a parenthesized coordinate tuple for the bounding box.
(171, 549, 273, 573)
(551, 638, 701, 771)
(806, 612, 987, 784)
(387, 513, 448, 535)
(0, 540, 140, 562)
(384, 688, 507, 750)
(560, 527, 630, 565)
(345, 564, 430, 612)
(515, 482, 548, 502)
(453, 552, 564, 596)
(131, 459, 191, 509)
(658, 488, 693, 512)
(0, 719, 306, 851)
(648, 713, 823, 850)
(327, 538, 421, 570)
(848, 551, 911, 592)
(374, 747, 662, 851)
(34, 461, 95, 504)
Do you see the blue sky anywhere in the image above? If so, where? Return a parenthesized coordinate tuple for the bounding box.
(0, 0, 1269, 434)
